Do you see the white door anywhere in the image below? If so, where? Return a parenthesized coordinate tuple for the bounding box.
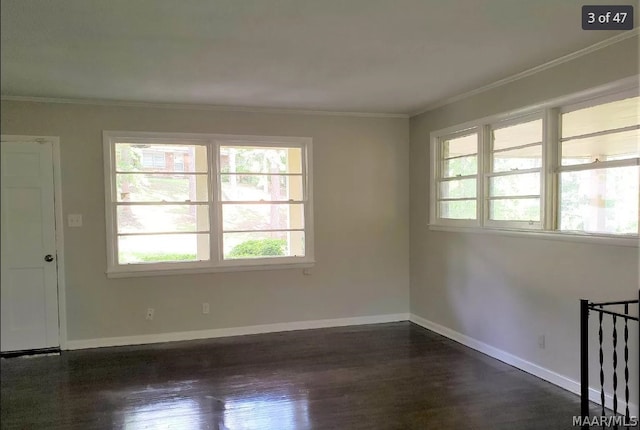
(1, 140, 60, 352)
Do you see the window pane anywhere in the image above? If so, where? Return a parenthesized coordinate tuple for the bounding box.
(442, 133, 477, 158)
(489, 198, 540, 221)
(490, 173, 540, 197)
(221, 174, 303, 201)
(116, 143, 208, 173)
(442, 155, 477, 177)
(222, 204, 304, 231)
(117, 174, 209, 202)
(561, 128, 640, 166)
(492, 145, 542, 172)
(562, 96, 640, 138)
(439, 179, 476, 199)
(118, 234, 210, 264)
(220, 146, 302, 174)
(117, 205, 209, 234)
(560, 166, 639, 235)
(492, 119, 542, 151)
(439, 200, 476, 219)
(223, 231, 305, 259)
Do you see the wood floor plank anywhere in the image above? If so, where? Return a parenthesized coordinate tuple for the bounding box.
(1, 322, 590, 429)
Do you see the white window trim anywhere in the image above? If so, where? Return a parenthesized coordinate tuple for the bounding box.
(430, 126, 481, 228)
(428, 76, 640, 247)
(103, 131, 315, 278)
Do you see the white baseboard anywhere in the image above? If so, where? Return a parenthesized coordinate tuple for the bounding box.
(410, 313, 639, 417)
(64, 313, 410, 351)
(63, 311, 637, 417)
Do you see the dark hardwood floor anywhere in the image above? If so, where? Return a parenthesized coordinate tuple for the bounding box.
(1, 322, 592, 429)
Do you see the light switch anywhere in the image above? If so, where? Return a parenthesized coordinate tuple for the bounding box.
(68, 214, 83, 227)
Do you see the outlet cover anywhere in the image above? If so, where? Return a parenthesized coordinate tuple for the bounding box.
(68, 214, 83, 227)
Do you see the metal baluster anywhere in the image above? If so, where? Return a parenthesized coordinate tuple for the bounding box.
(612, 314, 618, 428)
(624, 304, 629, 421)
(580, 299, 590, 426)
(599, 306, 605, 418)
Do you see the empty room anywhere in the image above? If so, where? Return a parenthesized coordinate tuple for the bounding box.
(1, 1, 638, 429)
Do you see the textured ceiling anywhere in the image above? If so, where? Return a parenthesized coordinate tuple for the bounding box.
(1, 0, 635, 114)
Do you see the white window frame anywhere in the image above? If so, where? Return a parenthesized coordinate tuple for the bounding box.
(484, 112, 545, 231)
(430, 126, 481, 228)
(103, 131, 315, 278)
(429, 76, 640, 247)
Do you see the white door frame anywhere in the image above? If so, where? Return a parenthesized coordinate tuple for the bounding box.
(0, 135, 67, 349)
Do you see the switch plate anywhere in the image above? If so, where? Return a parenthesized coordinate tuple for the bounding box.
(68, 214, 83, 227)
(202, 303, 210, 314)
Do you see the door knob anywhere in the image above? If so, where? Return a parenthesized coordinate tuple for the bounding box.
(44, 254, 54, 262)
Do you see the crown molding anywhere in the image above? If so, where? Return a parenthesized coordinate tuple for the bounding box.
(411, 28, 640, 117)
(0, 95, 409, 119)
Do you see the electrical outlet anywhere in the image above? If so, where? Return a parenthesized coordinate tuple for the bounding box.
(202, 302, 210, 314)
(146, 308, 154, 320)
(538, 335, 545, 349)
(68, 214, 83, 227)
(303, 268, 312, 276)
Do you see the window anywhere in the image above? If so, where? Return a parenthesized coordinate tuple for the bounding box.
(435, 130, 479, 223)
(487, 116, 543, 228)
(219, 145, 306, 260)
(104, 132, 314, 276)
(430, 83, 639, 241)
(559, 96, 639, 235)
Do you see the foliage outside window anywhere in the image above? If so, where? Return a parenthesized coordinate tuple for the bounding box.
(104, 132, 314, 277)
(431, 87, 639, 239)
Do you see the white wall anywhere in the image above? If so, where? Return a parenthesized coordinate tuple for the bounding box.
(0, 102, 410, 343)
(410, 36, 639, 410)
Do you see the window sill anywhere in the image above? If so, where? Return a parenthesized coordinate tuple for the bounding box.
(106, 260, 315, 278)
(427, 224, 639, 247)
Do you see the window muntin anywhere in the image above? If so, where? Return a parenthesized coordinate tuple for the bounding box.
(489, 172, 540, 197)
(561, 96, 639, 167)
(439, 178, 476, 199)
(561, 128, 639, 166)
(430, 86, 640, 240)
(561, 96, 640, 139)
(105, 133, 313, 275)
(492, 145, 542, 172)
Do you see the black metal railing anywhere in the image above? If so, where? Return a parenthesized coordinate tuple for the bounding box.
(580, 291, 639, 429)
